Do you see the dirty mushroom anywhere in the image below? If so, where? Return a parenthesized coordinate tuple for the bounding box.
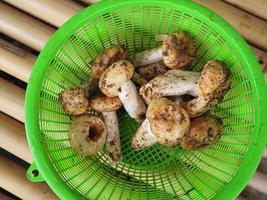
(180, 115, 223, 150)
(91, 45, 146, 86)
(59, 77, 98, 115)
(132, 98, 190, 149)
(136, 61, 168, 80)
(131, 118, 157, 150)
(132, 31, 196, 69)
(59, 86, 89, 115)
(99, 60, 147, 122)
(91, 45, 127, 80)
(68, 115, 107, 156)
(90, 95, 122, 164)
(140, 69, 200, 104)
(183, 60, 231, 117)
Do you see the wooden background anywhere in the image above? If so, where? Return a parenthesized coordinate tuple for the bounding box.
(0, 0, 266, 199)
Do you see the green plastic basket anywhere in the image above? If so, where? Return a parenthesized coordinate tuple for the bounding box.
(25, 0, 267, 199)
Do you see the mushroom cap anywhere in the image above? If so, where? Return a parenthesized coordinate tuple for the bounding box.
(162, 31, 195, 69)
(180, 115, 223, 150)
(59, 87, 89, 115)
(99, 60, 135, 97)
(68, 115, 107, 157)
(90, 95, 122, 112)
(183, 60, 231, 117)
(91, 45, 127, 79)
(147, 98, 190, 146)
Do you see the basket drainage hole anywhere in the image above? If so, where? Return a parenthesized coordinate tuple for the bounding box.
(32, 169, 39, 177)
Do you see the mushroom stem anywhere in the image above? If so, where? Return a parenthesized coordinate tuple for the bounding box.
(133, 32, 196, 69)
(140, 70, 200, 104)
(132, 72, 148, 86)
(136, 61, 168, 80)
(118, 80, 147, 122)
(102, 111, 122, 164)
(132, 46, 162, 67)
(131, 119, 158, 150)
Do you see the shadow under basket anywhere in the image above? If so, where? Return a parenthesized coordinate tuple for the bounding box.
(25, 0, 267, 199)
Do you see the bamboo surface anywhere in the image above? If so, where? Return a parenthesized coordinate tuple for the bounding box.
(0, 39, 35, 82)
(0, 155, 58, 200)
(3, 0, 83, 27)
(0, 78, 25, 123)
(224, 0, 267, 21)
(0, 2, 55, 51)
(0, 113, 32, 163)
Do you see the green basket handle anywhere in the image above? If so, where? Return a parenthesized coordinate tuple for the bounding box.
(27, 162, 45, 182)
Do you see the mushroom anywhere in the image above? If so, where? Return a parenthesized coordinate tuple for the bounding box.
(182, 60, 231, 117)
(68, 115, 107, 156)
(90, 95, 122, 164)
(99, 60, 147, 122)
(131, 118, 157, 150)
(59, 86, 89, 115)
(91, 45, 127, 80)
(140, 69, 200, 104)
(132, 98, 190, 149)
(132, 31, 196, 69)
(140, 60, 231, 117)
(180, 115, 223, 150)
(136, 61, 168, 80)
(91, 45, 146, 86)
(59, 78, 98, 115)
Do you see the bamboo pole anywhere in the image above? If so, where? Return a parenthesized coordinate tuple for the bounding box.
(3, 0, 83, 27)
(224, 0, 267, 22)
(0, 113, 32, 163)
(249, 171, 267, 194)
(0, 78, 25, 123)
(0, 2, 55, 51)
(193, 0, 267, 51)
(0, 39, 35, 83)
(80, 0, 100, 4)
(0, 155, 58, 200)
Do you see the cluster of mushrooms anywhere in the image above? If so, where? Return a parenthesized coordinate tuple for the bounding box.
(59, 31, 231, 165)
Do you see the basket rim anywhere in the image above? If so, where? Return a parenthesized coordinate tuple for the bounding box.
(25, 0, 267, 199)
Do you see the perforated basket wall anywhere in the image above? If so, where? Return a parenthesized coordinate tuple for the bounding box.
(25, 0, 267, 199)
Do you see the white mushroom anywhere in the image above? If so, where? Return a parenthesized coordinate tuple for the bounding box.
(182, 60, 231, 117)
(131, 118, 157, 150)
(90, 95, 122, 164)
(59, 87, 89, 115)
(180, 115, 223, 150)
(140, 69, 200, 104)
(140, 60, 231, 117)
(136, 61, 168, 80)
(59, 78, 98, 115)
(91, 45, 127, 80)
(68, 115, 107, 156)
(99, 60, 146, 122)
(132, 31, 196, 69)
(91, 45, 146, 86)
(102, 112, 121, 164)
(132, 98, 190, 150)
